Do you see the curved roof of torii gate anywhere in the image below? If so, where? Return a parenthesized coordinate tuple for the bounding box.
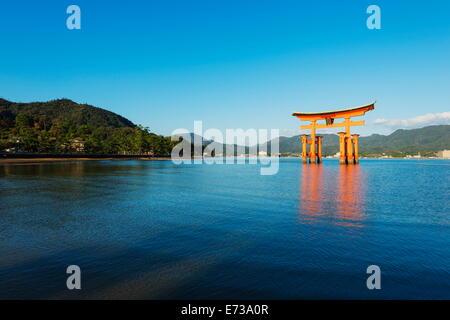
(292, 102, 375, 119)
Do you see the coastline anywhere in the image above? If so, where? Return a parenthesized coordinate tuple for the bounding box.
(0, 156, 172, 165)
(2, 156, 448, 165)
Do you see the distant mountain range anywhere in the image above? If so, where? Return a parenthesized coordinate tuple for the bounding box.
(180, 125, 450, 157)
(272, 125, 450, 156)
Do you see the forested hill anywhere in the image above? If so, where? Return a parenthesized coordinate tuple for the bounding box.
(0, 98, 176, 155)
(0, 98, 135, 128)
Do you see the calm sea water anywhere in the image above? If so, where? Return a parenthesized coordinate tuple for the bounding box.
(0, 159, 449, 299)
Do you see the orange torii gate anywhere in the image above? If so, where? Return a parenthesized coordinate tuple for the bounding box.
(292, 102, 375, 164)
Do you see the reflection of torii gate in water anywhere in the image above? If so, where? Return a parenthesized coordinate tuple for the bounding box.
(292, 102, 375, 164)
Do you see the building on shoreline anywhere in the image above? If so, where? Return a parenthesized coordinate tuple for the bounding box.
(405, 153, 421, 159)
(437, 150, 450, 159)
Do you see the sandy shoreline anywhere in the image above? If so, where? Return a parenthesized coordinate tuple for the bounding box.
(0, 157, 172, 165)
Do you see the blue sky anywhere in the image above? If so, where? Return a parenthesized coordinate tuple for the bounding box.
(0, 0, 449, 136)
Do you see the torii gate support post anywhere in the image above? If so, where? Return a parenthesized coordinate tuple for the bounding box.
(344, 117, 354, 164)
(338, 132, 347, 164)
(352, 134, 360, 164)
(309, 120, 317, 164)
(346, 137, 354, 164)
(301, 134, 308, 163)
(317, 136, 323, 163)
